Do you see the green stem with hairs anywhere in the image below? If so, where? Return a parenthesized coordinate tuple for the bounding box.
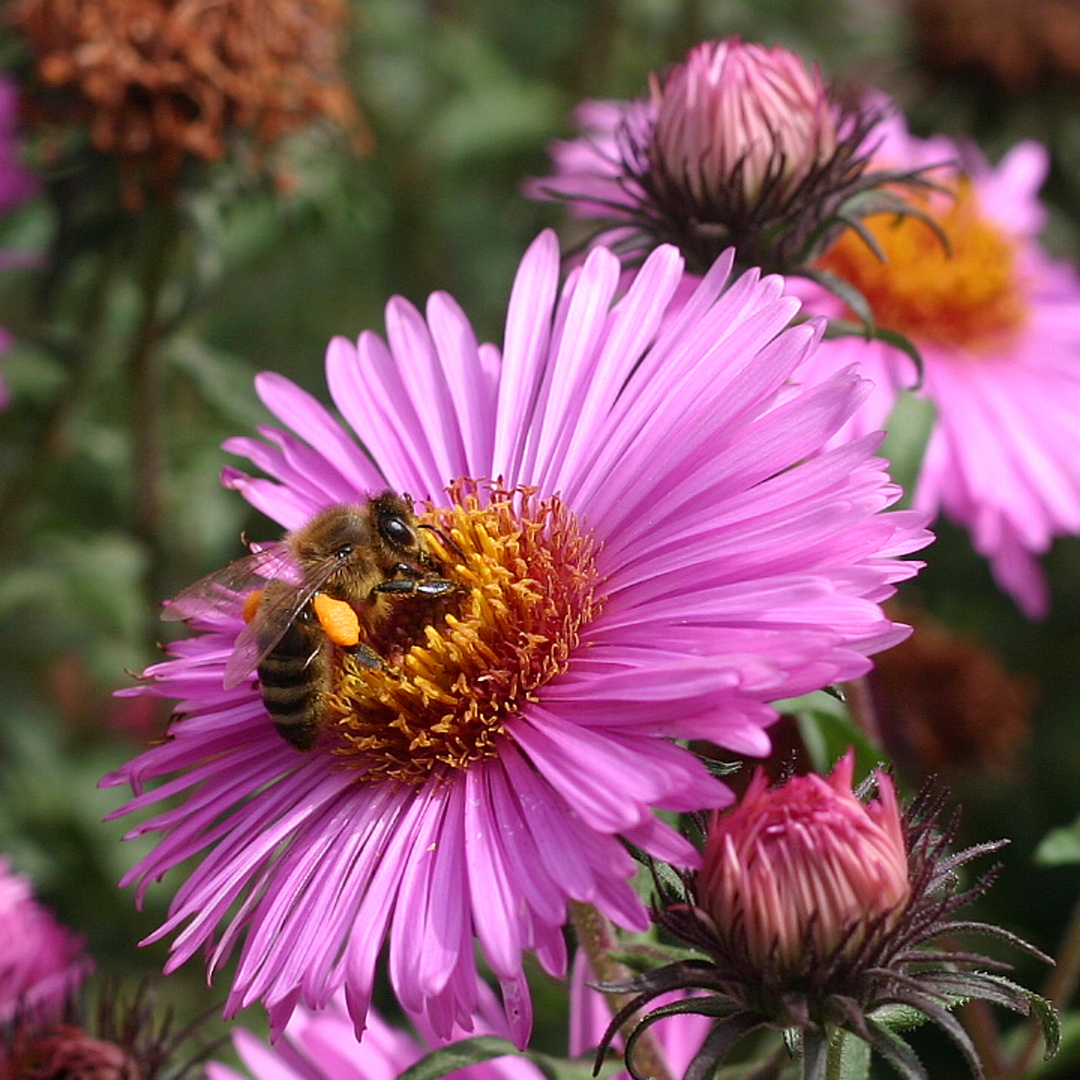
(801, 1028, 830, 1080)
(568, 901, 674, 1080)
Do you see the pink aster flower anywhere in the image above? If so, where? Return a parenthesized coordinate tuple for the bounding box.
(207, 983, 542, 1080)
(0, 856, 90, 1024)
(103, 231, 928, 1046)
(526, 39, 890, 275)
(797, 102, 1080, 617)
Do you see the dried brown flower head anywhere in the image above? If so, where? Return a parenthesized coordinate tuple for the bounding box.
(11, 0, 369, 200)
(910, 0, 1080, 94)
(869, 604, 1035, 779)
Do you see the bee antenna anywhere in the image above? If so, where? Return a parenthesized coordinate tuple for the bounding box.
(417, 523, 466, 560)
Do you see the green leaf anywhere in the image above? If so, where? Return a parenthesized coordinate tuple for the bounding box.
(773, 690, 881, 777)
(828, 1029, 871, 1080)
(397, 1036, 521, 1080)
(869, 1003, 934, 1032)
(1034, 814, 1080, 866)
(878, 391, 937, 509)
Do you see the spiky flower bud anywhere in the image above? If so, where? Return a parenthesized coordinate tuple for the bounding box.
(527, 37, 925, 276)
(595, 751, 1058, 1080)
(1, 980, 215, 1080)
(650, 40, 839, 215)
(698, 754, 909, 976)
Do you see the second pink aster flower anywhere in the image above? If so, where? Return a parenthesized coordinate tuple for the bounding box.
(798, 104, 1080, 617)
(103, 232, 927, 1046)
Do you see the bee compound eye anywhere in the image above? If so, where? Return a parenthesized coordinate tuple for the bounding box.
(379, 512, 416, 549)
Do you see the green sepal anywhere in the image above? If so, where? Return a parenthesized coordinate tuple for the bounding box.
(974, 975, 1061, 1059)
(869, 1003, 933, 1033)
(820, 318, 927, 392)
(799, 268, 876, 330)
(861, 1020, 927, 1080)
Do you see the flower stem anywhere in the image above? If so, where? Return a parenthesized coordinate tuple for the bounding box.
(841, 675, 883, 747)
(568, 901, 674, 1080)
(801, 1028, 830, 1080)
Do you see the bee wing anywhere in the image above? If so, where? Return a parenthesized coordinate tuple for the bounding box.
(161, 544, 296, 623)
(222, 580, 308, 689)
(221, 550, 355, 690)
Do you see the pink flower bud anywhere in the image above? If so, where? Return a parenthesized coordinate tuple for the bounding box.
(699, 752, 909, 975)
(651, 39, 839, 209)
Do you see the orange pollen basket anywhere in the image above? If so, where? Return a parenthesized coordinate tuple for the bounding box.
(816, 176, 1029, 352)
(324, 480, 602, 785)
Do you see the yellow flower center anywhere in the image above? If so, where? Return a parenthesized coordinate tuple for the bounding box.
(324, 481, 602, 785)
(816, 177, 1028, 352)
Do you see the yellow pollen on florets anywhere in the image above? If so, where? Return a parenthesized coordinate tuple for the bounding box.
(324, 481, 602, 785)
(817, 177, 1028, 352)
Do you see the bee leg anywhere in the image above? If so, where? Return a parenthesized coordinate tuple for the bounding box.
(348, 642, 383, 669)
(385, 561, 425, 580)
(371, 578, 457, 598)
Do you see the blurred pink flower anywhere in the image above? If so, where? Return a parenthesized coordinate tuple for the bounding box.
(0, 857, 90, 1023)
(798, 103, 1080, 617)
(569, 952, 710, 1080)
(103, 232, 927, 1046)
(699, 752, 909, 973)
(0, 76, 39, 216)
(206, 982, 542, 1080)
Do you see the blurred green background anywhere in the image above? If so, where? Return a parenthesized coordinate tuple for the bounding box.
(1, 0, 1079, 1073)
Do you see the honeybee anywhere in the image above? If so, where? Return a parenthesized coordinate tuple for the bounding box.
(163, 493, 458, 750)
